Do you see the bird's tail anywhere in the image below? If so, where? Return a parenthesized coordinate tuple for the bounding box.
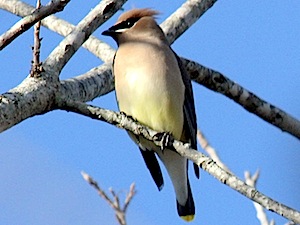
(156, 149, 195, 222)
(177, 178, 195, 222)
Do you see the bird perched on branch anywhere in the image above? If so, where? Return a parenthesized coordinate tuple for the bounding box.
(102, 8, 199, 221)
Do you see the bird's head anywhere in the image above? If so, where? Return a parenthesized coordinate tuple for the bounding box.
(102, 8, 166, 45)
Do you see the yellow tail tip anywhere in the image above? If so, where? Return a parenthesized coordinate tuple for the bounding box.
(180, 215, 195, 222)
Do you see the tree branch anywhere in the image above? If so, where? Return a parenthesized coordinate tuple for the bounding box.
(245, 170, 275, 225)
(61, 100, 300, 224)
(43, 0, 127, 77)
(0, 0, 126, 132)
(0, 74, 57, 132)
(0, 0, 70, 50)
(81, 171, 136, 225)
(0, 0, 116, 63)
(161, 0, 218, 44)
(197, 128, 231, 173)
(30, 0, 43, 78)
(182, 58, 300, 139)
(198, 128, 276, 224)
(58, 64, 114, 103)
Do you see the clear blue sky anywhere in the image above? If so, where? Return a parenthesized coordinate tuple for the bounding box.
(0, 1, 299, 225)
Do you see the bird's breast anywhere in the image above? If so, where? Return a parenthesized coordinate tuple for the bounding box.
(114, 43, 185, 139)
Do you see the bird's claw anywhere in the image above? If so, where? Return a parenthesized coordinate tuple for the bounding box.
(153, 132, 173, 152)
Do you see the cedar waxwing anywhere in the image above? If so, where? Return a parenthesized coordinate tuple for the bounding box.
(102, 8, 199, 221)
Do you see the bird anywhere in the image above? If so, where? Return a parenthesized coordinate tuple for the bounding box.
(102, 8, 199, 221)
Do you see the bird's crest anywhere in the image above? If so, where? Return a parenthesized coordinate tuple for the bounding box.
(116, 8, 159, 24)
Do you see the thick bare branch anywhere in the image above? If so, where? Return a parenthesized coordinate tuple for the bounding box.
(0, 0, 125, 132)
(58, 64, 114, 103)
(43, 0, 126, 77)
(161, 0, 218, 44)
(61, 100, 300, 224)
(0, 72, 59, 132)
(0, 0, 70, 50)
(182, 58, 300, 139)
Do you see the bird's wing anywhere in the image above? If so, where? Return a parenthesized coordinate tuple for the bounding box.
(139, 147, 164, 191)
(173, 51, 200, 179)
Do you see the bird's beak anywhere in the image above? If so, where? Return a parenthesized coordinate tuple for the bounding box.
(101, 29, 115, 36)
(102, 24, 119, 36)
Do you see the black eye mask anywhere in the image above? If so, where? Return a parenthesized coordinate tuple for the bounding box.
(108, 17, 141, 32)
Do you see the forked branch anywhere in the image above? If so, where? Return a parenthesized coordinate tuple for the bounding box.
(81, 171, 136, 225)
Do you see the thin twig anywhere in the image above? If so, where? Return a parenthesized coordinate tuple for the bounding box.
(245, 170, 275, 225)
(197, 128, 231, 173)
(110, 187, 121, 209)
(198, 128, 276, 224)
(81, 171, 136, 225)
(63, 101, 300, 224)
(30, 0, 43, 77)
(0, 0, 70, 50)
(81, 171, 115, 208)
(123, 183, 136, 213)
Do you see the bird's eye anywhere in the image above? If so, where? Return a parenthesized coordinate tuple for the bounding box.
(124, 18, 139, 28)
(127, 20, 134, 27)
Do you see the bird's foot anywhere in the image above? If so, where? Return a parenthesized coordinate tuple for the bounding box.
(153, 132, 174, 152)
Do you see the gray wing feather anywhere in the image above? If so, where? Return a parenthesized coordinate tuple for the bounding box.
(173, 51, 199, 179)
